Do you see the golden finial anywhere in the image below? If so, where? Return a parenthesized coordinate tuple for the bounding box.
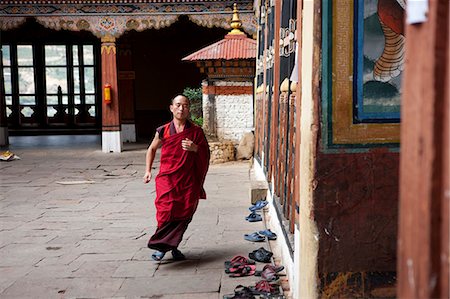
(229, 3, 245, 35)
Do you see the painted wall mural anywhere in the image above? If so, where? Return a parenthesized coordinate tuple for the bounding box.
(355, 0, 405, 122)
(322, 0, 402, 149)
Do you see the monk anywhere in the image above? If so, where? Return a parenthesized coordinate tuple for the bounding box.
(143, 95, 210, 261)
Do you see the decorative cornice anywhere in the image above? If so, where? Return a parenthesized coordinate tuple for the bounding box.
(33, 15, 180, 37)
(0, 2, 253, 16)
(0, 2, 257, 38)
(0, 17, 26, 30)
(1, 0, 242, 4)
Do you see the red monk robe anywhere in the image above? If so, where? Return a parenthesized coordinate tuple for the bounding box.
(148, 121, 210, 252)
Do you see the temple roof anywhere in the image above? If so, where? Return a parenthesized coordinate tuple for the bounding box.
(182, 34, 256, 61)
(182, 3, 256, 61)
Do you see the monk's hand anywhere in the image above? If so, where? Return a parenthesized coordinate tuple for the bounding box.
(182, 138, 198, 152)
(143, 171, 152, 184)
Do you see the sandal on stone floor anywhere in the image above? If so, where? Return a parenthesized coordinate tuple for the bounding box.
(258, 229, 277, 240)
(171, 249, 186, 261)
(249, 200, 269, 212)
(151, 250, 166, 261)
(248, 280, 281, 296)
(224, 255, 256, 271)
(225, 256, 256, 274)
(245, 212, 262, 222)
(255, 265, 285, 277)
(228, 265, 256, 277)
(244, 232, 265, 242)
(248, 247, 273, 263)
(223, 285, 256, 299)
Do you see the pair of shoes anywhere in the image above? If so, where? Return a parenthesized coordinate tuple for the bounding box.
(248, 280, 280, 296)
(258, 229, 277, 240)
(225, 255, 255, 273)
(256, 265, 285, 282)
(245, 211, 262, 222)
(228, 264, 256, 277)
(223, 285, 256, 299)
(151, 250, 165, 261)
(249, 200, 269, 212)
(151, 249, 186, 261)
(171, 249, 186, 261)
(255, 264, 285, 277)
(249, 247, 273, 263)
(244, 232, 265, 242)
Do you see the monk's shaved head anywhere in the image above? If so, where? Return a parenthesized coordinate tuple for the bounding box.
(171, 95, 190, 105)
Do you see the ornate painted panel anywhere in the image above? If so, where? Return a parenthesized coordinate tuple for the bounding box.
(0, 1, 256, 38)
(322, 0, 404, 149)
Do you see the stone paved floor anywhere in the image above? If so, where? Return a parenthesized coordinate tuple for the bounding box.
(0, 136, 280, 298)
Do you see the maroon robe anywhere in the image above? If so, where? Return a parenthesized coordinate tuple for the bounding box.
(148, 121, 210, 252)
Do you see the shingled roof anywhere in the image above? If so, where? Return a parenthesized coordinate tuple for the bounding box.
(182, 33, 256, 61)
(182, 3, 256, 61)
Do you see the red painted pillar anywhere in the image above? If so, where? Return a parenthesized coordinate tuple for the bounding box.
(101, 35, 121, 153)
(398, 0, 449, 298)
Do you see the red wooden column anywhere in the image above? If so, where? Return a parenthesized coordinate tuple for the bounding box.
(270, 0, 282, 183)
(398, 0, 449, 298)
(101, 35, 122, 153)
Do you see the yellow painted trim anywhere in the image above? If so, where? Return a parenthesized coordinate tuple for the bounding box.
(331, 0, 399, 144)
(101, 45, 116, 55)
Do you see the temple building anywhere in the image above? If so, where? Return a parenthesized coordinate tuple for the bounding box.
(1, 1, 448, 299)
(252, 0, 448, 298)
(0, 0, 256, 152)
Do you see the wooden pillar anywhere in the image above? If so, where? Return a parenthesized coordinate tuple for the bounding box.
(294, 0, 303, 227)
(117, 44, 136, 143)
(101, 35, 121, 153)
(270, 0, 282, 182)
(398, 0, 449, 298)
(0, 37, 9, 146)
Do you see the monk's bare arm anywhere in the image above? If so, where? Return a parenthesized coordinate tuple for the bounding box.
(143, 132, 162, 184)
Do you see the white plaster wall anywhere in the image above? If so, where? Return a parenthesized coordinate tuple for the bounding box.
(215, 94, 253, 142)
(121, 124, 136, 143)
(296, 1, 319, 298)
(102, 131, 122, 153)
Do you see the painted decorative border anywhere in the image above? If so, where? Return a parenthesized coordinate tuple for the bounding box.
(0, 2, 254, 16)
(0, 2, 256, 38)
(322, 0, 400, 150)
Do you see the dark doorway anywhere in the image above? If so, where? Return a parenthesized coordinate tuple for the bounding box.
(118, 15, 227, 141)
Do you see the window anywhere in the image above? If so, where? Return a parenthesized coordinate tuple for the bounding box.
(1, 43, 99, 130)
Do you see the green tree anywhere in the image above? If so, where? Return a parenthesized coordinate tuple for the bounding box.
(183, 87, 203, 126)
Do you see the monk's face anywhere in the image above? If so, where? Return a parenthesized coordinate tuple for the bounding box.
(170, 96, 190, 121)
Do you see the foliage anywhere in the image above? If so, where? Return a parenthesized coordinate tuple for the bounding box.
(191, 116, 203, 127)
(183, 87, 203, 126)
